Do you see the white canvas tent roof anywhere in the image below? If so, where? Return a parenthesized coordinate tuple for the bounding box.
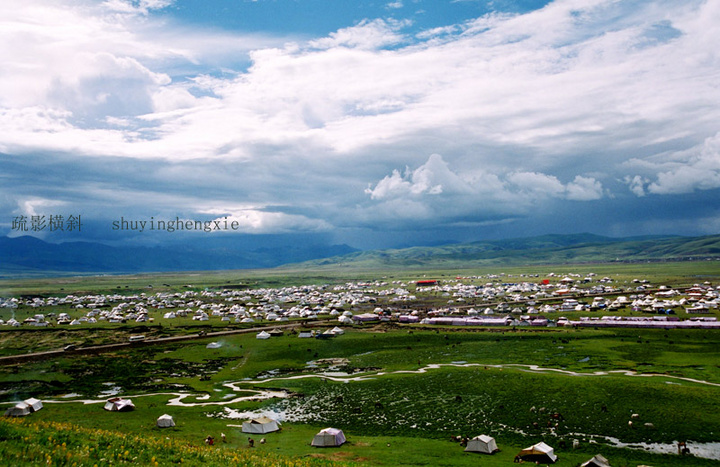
(311, 427, 346, 447)
(24, 398, 43, 412)
(4, 402, 31, 417)
(104, 397, 135, 412)
(581, 454, 611, 467)
(206, 342, 222, 348)
(241, 416, 281, 434)
(464, 434, 498, 454)
(156, 414, 175, 428)
(518, 442, 557, 463)
(256, 331, 271, 339)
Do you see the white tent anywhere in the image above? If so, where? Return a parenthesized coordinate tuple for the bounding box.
(206, 342, 222, 349)
(256, 331, 271, 339)
(4, 402, 31, 417)
(104, 397, 135, 412)
(241, 417, 281, 434)
(338, 316, 353, 324)
(517, 442, 557, 463)
(312, 428, 346, 447)
(329, 326, 345, 335)
(156, 414, 175, 428)
(581, 454, 611, 467)
(24, 398, 43, 412)
(464, 435, 498, 454)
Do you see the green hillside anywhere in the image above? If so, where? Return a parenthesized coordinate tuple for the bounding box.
(291, 233, 720, 269)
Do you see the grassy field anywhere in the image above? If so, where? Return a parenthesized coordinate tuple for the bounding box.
(1, 262, 720, 466)
(1, 260, 718, 297)
(2, 326, 720, 466)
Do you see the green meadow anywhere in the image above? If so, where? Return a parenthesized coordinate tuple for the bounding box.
(2, 327, 720, 466)
(1, 259, 718, 297)
(1, 262, 720, 466)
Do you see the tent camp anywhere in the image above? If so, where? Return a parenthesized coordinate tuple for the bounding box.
(311, 428, 346, 447)
(581, 454, 611, 467)
(104, 397, 135, 412)
(241, 417, 281, 434)
(4, 402, 30, 417)
(517, 442, 557, 463)
(464, 435, 498, 454)
(156, 414, 175, 428)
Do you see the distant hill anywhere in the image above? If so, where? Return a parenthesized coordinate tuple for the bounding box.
(0, 236, 356, 278)
(289, 233, 720, 269)
(1, 233, 718, 278)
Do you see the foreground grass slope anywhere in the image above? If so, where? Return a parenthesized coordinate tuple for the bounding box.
(0, 417, 350, 467)
(3, 327, 720, 466)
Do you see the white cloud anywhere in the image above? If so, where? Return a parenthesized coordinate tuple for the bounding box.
(363, 154, 604, 224)
(15, 197, 67, 217)
(646, 132, 720, 194)
(3, 0, 718, 166)
(365, 154, 470, 200)
(565, 175, 603, 201)
(624, 175, 648, 197)
(203, 209, 332, 234)
(1, 0, 718, 239)
(506, 172, 565, 198)
(308, 18, 409, 50)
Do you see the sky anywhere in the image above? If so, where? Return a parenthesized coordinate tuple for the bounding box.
(1, 0, 720, 251)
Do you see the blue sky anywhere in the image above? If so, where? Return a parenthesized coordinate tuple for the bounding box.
(164, 1, 550, 36)
(1, 0, 720, 251)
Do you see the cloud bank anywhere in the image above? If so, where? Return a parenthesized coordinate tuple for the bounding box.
(1, 0, 719, 248)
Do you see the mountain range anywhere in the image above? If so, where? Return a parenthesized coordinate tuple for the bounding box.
(0, 235, 355, 278)
(292, 233, 720, 269)
(1, 233, 719, 278)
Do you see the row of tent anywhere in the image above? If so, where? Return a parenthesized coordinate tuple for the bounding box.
(256, 327, 345, 340)
(104, 398, 176, 428)
(464, 437, 610, 467)
(152, 411, 609, 466)
(474, 439, 610, 467)
(3, 399, 610, 465)
(101, 404, 607, 466)
(239, 418, 342, 448)
(4, 398, 43, 417)
(5, 397, 135, 418)
(224, 416, 611, 466)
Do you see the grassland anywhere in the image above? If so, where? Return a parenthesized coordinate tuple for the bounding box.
(1, 261, 720, 466)
(1, 259, 718, 297)
(2, 327, 720, 466)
